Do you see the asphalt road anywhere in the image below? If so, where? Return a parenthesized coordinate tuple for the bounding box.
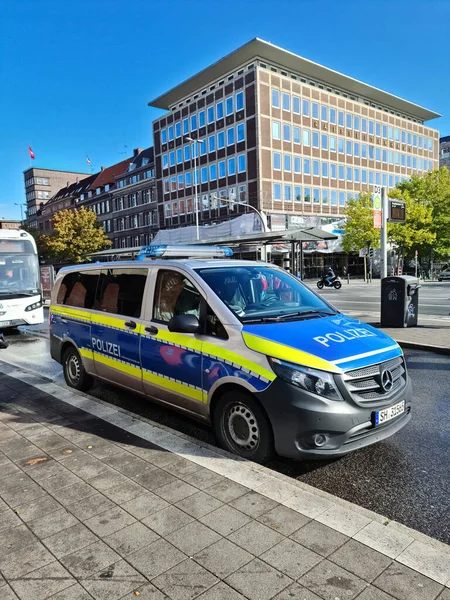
(1, 332, 449, 544)
(312, 280, 450, 318)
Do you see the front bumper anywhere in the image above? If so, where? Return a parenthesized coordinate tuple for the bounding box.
(256, 376, 412, 459)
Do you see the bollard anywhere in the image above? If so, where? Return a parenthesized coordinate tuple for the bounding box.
(347, 273, 350, 285)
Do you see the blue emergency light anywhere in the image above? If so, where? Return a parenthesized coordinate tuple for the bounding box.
(136, 244, 233, 260)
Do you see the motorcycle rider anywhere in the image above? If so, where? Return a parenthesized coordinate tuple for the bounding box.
(324, 265, 336, 286)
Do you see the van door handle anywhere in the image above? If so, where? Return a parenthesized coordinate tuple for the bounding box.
(145, 325, 158, 335)
(124, 321, 137, 330)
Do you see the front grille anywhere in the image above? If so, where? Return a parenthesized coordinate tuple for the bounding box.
(344, 356, 406, 406)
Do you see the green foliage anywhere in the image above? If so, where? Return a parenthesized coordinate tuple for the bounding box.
(341, 191, 380, 253)
(43, 208, 111, 263)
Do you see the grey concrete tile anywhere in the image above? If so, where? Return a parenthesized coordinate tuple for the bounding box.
(80, 559, 146, 600)
(272, 583, 323, 599)
(228, 520, 284, 556)
(83, 441, 123, 461)
(229, 491, 278, 518)
(260, 538, 322, 580)
(154, 479, 198, 504)
(63, 455, 110, 480)
(43, 522, 99, 558)
(133, 467, 178, 492)
(437, 590, 450, 600)
(182, 468, 225, 491)
(195, 582, 246, 600)
(29, 433, 69, 453)
(121, 492, 170, 520)
(291, 519, 349, 557)
(0, 540, 54, 578)
(87, 469, 131, 492)
(225, 558, 293, 600)
(372, 561, 444, 600)
(10, 560, 75, 600)
(142, 506, 194, 537)
(166, 521, 221, 556)
(330, 539, 393, 583)
(0, 508, 21, 532)
(0, 524, 37, 560)
(51, 482, 98, 508)
(127, 538, 187, 579)
(355, 587, 398, 600)
(2, 478, 47, 507)
(194, 538, 253, 578)
(60, 540, 121, 578)
(257, 505, 311, 537)
(118, 582, 168, 599)
(0, 584, 20, 600)
(128, 447, 175, 468)
(205, 480, 250, 503)
(84, 506, 136, 537)
(47, 444, 81, 461)
(160, 456, 202, 478)
(0, 460, 21, 478)
(175, 491, 223, 519)
(66, 493, 117, 522)
(47, 583, 94, 600)
(152, 558, 218, 600)
(396, 539, 450, 586)
(22, 460, 70, 483)
(104, 453, 156, 479)
(199, 505, 251, 537)
(101, 480, 146, 504)
(298, 559, 367, 600)
(28, 508, 79, 539)
(105, 522, 159, 557)
(14, 495, 62, 523)
(39, 471, 83, 494)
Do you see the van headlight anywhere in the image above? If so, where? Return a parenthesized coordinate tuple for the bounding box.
(268, 357, 343, 401)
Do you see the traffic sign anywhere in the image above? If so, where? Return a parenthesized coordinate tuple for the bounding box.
(373, 210, 382, 229)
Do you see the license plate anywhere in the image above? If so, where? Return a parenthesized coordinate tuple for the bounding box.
(374, 401, 405, 426)
(0, 321, 11, 328)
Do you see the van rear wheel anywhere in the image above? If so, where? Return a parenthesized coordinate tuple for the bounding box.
(213, 390, 274, 464)
(63, 347, 93, 392)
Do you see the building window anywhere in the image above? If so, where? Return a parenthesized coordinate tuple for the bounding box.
(284, 185, 292, 201)
(168, 125, 174, 141)
(346, 167, 352, 181)
(330, 108, 336, 124)
(346, 113, 352, 129)
(361, 118, 367, 133)
(339, 191, 345, 206)
(293, 127, 301, 144)
(282, 93, 290, 111)
(178, 174, 184, 189)
(338, 138, 344, 153)
(227, 127, 235, 145)
(273, 152, 281, 170)
(183, 118, 189, 134)
(186, 172, 192, 186)
(303, 129, 310, 147)
(217, 131, 225, 149)
(200, 167, 207, 183)
(338, 111, 344, 127)
(200, 139, 207, 155)
(238, 154, 246, 173)
(312, 132, 319, 148)
(210, 164, 217, 180)
(226, 97, 233, 115)
(184, 145, 191, 161)
(313, 160, 319, 176)
(321, 134, 328, 150)
(330, 136, 336, 152)
(369, 120, 374, 135)
(271, 89, 280, 108)
(274, 183, 281, 200)
(339, 165, 345, 180)
(272, 121, 280, 139)
(293, 96, 300, 114)
(294, 186, 301, 202)
(354, 168, 360, 183)
(176, 148, 182, 164)
(346, 140, 352, 155)
(302, 99, 310, 117)
(228, 157, 236, 175)
(294, 156, 301, 173)
(237, 123, 245, 142)
(304, 187, 311, 203)
(283, 124, 291, 142)
(236, 91, 244, 111)
(331, 190, 337, 205)
(321, 105, 328, 122)
(304, 158, 311, 175)
(284, 154, 291, 172)
(217, 101, 224, 119)
(354, 116, 360, 131)
(322, 162, 328, 178)
(171, 177, 176, 191)
(207, 106, 214, 124)
(161, 129, 167, 144)
(175, 122, 181, 138)
(354, 142, 360, 157)
(312, 103, 319, 119)
(219, 161, 226, 178)
(330, 163, 337, 179)
(169, 151, 175, 166)
(191, 114, 197, 130)
(209, 135, 216, 152)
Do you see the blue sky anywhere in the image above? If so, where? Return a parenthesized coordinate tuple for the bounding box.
(1, 0, 448, 220)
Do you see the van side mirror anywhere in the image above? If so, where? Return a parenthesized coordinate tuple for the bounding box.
(168, 314, 200, 334)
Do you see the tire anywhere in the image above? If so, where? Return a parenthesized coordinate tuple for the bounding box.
(333, 280, 342, 289)
(213, 390, 275, 464)
(62, 346, 93, 392)
(317, 281, 324, 289)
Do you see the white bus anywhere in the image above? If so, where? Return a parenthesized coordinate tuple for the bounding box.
(0, 229, 44, 330)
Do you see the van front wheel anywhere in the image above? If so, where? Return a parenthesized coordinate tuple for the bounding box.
(63, 347, 93, 392)
(213, 391, 274, 464)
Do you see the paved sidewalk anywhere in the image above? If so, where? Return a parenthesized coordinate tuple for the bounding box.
(0, 364, 449, 600)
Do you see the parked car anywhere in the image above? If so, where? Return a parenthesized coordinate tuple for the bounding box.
(438, 268, 450, 282)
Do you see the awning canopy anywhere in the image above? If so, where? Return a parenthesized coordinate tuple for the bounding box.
(191, 227, 338, 246)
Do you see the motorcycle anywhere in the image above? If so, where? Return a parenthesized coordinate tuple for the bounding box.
(317, 275, 342, 290)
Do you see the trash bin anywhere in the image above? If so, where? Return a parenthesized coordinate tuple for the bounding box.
(381, 276, 420, 327)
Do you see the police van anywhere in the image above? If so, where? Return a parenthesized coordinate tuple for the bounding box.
(49, 245, 411, 463)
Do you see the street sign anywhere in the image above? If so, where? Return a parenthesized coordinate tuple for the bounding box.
(359, 248, 368, 257)
(389, 200, 406, 223)
(373, 210, 382, 229)
(372, 188, 382, 229)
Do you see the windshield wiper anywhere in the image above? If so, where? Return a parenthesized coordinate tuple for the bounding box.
(242, 310, 336, 324)
(0, 291, 36, 297)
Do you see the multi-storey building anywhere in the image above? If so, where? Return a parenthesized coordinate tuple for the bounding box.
(150, 38, 440, 232)
(439, 136, 450, 169)
(37, 148, 157, 249)
(23, 168, 89, 229)
(0, 220, 21, 230)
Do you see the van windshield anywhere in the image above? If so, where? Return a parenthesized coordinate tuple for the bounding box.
(195, 265, 337, 323)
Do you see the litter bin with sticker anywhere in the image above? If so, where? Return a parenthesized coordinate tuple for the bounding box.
(381, 276, 420, 327)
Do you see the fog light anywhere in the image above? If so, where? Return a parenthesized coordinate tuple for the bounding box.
(312, 433, 328, 447)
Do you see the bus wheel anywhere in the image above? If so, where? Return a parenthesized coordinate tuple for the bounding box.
(63, 347, 93, 392)
(213, 390, 274, 464)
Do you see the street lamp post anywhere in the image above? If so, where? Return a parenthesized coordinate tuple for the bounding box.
(185, 136, 205, 240)
(14, 202, 25, 222)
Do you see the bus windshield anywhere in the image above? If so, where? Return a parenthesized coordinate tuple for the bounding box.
(0, 239, 40, 298)
(195, 265, 337, 323)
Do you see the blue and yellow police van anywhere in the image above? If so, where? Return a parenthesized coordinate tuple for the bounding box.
(49, 245, 411, 463)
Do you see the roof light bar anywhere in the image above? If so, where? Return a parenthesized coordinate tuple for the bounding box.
(137, 244, 233, 260)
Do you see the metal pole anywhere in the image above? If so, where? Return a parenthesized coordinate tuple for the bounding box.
(380, 187, 388, 279)
(195, 142, 199, 241)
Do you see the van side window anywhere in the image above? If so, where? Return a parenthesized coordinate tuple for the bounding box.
(96, 268, 147, 318)
(205, 304, 228, 340)
(58, 271, 100, 309)
(153, 270, 201, 324)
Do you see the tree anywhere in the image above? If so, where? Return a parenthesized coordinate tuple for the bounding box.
(341, 191, 380, 254)
(42, 207, 111, 263)
(392, 167, 450, 259)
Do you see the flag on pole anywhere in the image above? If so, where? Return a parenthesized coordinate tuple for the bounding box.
(28, 146, 35, 160)
(86, 156, 91, 165)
